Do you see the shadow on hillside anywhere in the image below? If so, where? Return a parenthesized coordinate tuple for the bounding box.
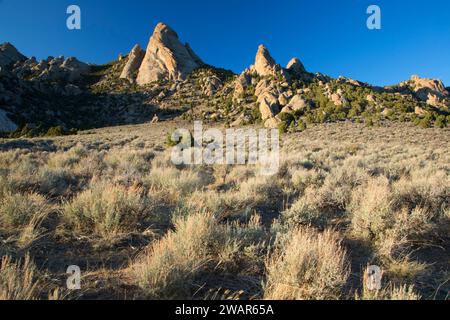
(408, 221, 450, 300)
(1, 60, 194, 139)
(0, 139, 57, 152)
(64, 82, 193, 128)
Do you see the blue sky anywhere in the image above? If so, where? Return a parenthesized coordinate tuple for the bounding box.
(0, 0, 449, 86)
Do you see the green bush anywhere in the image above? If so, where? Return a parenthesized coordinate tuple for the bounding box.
(279, 112, 295, 127)
(46, 126, 65, 137)
(434, 115, 446, 128)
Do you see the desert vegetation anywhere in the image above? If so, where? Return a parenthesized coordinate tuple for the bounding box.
(0, 121, 448, 300)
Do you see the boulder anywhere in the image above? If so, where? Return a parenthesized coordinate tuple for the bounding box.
(426, 93, 442, 107)
(415, 106, 426, 115)
(230, 113, 252, 127)
(259, 92, 280, 120)
(264, 117, 281, 129)
(330, 93, 345, 106)
(366, 94, 376, 103)
(278, 93, 289, 106)
(337, 76, 364, 86)
(60, 57, 90, 81)
(280, 106, 293, 114)
(286, 94, 307, 111)
(233, 72, 251, 99)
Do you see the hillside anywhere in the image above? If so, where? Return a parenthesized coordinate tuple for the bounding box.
(0, 23, 449, 137)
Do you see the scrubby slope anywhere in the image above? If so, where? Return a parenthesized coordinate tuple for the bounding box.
(0, 121, 448, 300)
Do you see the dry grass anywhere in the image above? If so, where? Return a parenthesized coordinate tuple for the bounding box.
(0, 255, 40, 300)
(0, 121, 448, 300)
(131, 212, 266, 299)
(131, 212, 218, 299)
(357, 283, 421, 300)
(0, 192, 50, 248)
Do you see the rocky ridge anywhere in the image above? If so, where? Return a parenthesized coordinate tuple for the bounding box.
(0, 22, 449, 135)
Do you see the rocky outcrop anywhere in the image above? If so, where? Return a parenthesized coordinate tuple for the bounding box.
(366, 94, 376, 103)
(409, 75, 448, 97)
(137, 23, 203, 85)
(233, 72, 252, 99)
(286, 58, 305, 75)
(324, 86, 347, 106)
(200, 75, 222, 96)
(0, 109, 17, 132)
(259, 92, 280, 120)
(403, 75, 449, 106)
(59, 57, 91, 81)
(253, 45, 279, 77)
(120, 44, 145, 82)
(0, 43, 26, 68)
(234, 45, 316, 126)
(415, 106, 426, 115)
(337, 76, 364, 87)
(264, 116, 282, 129)
(285, 95, 308, 111)
(12, 56, 91, 82)
(1, 26, 448, 134)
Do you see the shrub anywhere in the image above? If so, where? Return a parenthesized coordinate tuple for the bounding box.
(349, 174, 447, 258)
(314, 162, 369, 212)
(166, 130, 193, 147)
(279, 112, 295, 127)
(45, 126, 65, 137)
(264, 227, 349, 300)
(0, 192, 48, 230)
(131, 211, 266, 299)
(47, 144, 88, 168)
(434, 115, 446, 128)
(37, 167, 75, 197)
(282, 188, 333, 229)
(144, 166, 206, 196)
(349, 177, 392, 240)
(63, 183, 148, 239)
(365, 117, 374, 127)
(131, 212, 222, 299)
(418, 115, 432, 129)
(278, 122, 289, 134)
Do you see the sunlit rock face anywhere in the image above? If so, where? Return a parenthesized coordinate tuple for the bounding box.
(136, 23, 203, 85)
